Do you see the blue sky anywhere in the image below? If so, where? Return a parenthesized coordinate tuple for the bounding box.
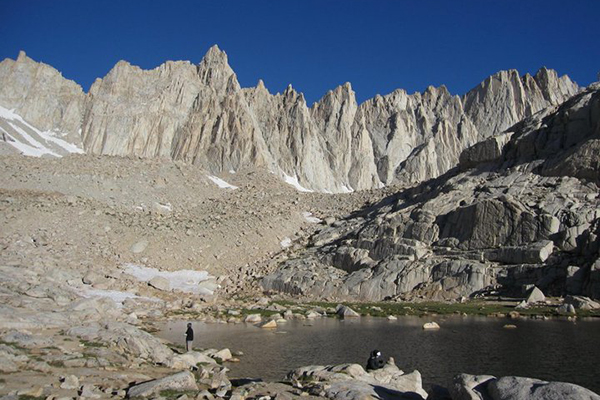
(1, 0, 598, 104)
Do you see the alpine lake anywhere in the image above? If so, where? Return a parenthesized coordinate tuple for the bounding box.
(158, 314, 600, 394)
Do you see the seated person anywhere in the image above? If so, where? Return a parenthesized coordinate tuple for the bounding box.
(366, 349, 385, 371)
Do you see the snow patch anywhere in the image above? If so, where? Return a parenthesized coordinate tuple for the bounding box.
(38, 129, 84, 154)
(340, 184, 354, 193)
(154, 202, 172, 212)
(124, 264, 217, 295)
(0, 106, 22, 121)
(0, 105, 84, 156)
(280, 237, 292, 248)
(283, 173, 313, 192)
(0, 130, 55, 157)
(303, 212, 322, 224)
(208, 175, 238, 190)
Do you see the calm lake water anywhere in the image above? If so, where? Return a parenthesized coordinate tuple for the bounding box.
(158, 316, 600, 393)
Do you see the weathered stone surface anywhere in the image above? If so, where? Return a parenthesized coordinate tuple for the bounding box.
(450, 373, 496, 400)
(564, 295, 600, 310)
(130, 239, 149, 254)
(203, 348, 233, 362)
(148, 276, 171, 291)
(259, 320, 277, 329)
(169, 351, 217, 370)
(288, 360, 428, 399)
(336, 305, 360, 318)
(126, 371, 199, 398)
(0, 51, 85, 140)
(459, 132, 513, 169)
(526, 287, 546, 304)
(60, 374, 80, 390)
(1, 330, 52, 348)
(423, 322, 440, 330)
(488, 376, 600, 400)
(244, 314, 262, 323)
(79, 384, 103, 398)
(463, 68, 578, 140)
(67, 322, 173, 364)
(485, 241, 554, 265)
(557, 304, 576, 315)
(452, 374, 600, 400)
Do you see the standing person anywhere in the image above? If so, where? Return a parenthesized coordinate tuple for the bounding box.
(185, 322, 194, 352)
(366, 349, 385, 371)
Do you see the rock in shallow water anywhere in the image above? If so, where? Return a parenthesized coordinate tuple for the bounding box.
(244, 313, 262, 323)
(336, 304, 360, 318)
(422, 322, 440, 330)
(259, 320, 277, 329)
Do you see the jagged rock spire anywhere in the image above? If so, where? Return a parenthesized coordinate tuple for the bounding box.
(0, 48, 583, 192)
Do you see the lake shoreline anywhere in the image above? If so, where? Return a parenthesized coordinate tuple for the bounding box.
(155, 313, 600, 397)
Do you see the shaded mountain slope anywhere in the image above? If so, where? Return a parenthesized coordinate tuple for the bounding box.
(262, 85, 600, 301)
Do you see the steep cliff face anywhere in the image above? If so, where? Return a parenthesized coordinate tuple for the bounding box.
(0, 47, 581, 192)
(360, 86, 480, 186)
(463, 68, 579, 140)
(82, 59, 203, 158)
(0, 51, 85, 146)
(263, 86, 600, 301)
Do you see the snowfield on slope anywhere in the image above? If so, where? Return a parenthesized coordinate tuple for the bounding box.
(0, 105, 84, 157)
(124, 264, 218, 295)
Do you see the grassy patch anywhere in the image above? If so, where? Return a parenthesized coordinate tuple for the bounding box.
(80, 340, 104, 348)
(239, 308, 282, 318)
(576, 309, 600, 318)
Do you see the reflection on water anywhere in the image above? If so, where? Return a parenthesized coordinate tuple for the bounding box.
(158, 316, 600, 393)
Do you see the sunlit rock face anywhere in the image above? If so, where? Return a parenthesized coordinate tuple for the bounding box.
(0, 51, 85, 147)
(0, 47, 580, 192)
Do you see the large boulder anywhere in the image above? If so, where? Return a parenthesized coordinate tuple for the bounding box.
(459, 132, 513, 169)
(485, 241, 554, 265)
(126, 371, 199, 398)
(450, 373, 496, 400)
(336, 305, 360, 318)
(288, 359, 428, 399)
(67, 322, 173, 365)
(148, 276, 171, 291)
(564, 295, 600, 310)
(488, 376, 600, 400)
(314, 379, 425, 400)
(451, 374, 600, 400)
(525, 286, 546, 304)
(169, 351, 217, 370)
